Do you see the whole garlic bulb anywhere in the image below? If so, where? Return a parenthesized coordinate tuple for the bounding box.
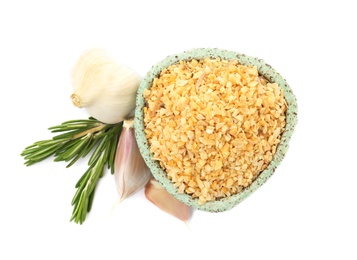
(70, 48, 142, 124)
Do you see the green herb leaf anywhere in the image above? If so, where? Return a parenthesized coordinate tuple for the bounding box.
(21, 118, 123, 224)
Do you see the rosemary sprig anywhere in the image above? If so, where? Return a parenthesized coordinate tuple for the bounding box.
(21, 117, 123, 224)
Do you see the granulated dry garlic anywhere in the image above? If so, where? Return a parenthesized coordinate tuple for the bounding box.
(143, 58, 287, 205)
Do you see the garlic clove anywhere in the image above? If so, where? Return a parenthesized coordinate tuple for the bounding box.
(145, 179, 191, 222)
(114, 118, 152, 201)
(71, 48, 142, 124)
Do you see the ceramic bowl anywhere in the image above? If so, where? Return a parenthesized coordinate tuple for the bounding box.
(134, 48, 297, 212)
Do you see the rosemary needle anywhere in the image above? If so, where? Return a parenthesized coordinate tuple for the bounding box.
(21, 117, 123, 224)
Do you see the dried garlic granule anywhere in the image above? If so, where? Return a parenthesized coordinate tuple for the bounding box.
(143, 58, 287, 205)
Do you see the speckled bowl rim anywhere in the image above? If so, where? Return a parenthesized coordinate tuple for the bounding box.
(134, 48, 298, 212)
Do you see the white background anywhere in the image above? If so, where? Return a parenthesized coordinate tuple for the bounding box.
(1, 0, 356, 259)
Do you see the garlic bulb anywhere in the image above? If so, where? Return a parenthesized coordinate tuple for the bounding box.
(70, 48, 142, 124)
(114, 118, 152, 201)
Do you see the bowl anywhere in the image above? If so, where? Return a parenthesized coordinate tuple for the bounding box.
(134, 48, 297, 212)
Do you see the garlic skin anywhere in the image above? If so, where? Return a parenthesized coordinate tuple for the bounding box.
(145, 179, 191, 222)
(71, 48, 142, 124)
(114, 118, 152, 201)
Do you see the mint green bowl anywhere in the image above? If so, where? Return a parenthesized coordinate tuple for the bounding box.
(134, 48, 297, 212)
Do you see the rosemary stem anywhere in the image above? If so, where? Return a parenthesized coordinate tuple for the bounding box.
(21, 118, 123, 224)
(73, 123, 106, 139)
